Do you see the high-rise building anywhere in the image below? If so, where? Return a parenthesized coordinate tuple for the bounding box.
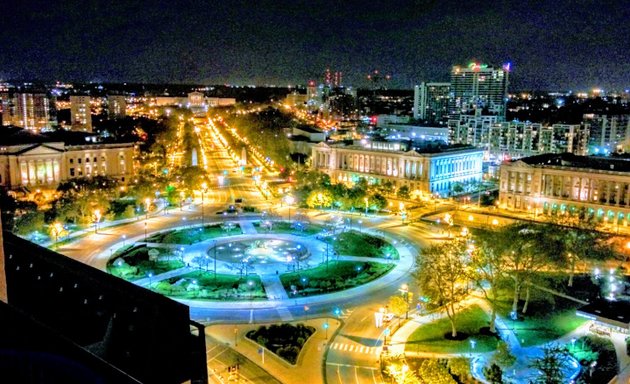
(413, 82, 450, 123)
(582, 114, 630, 154)
(70, 95, 92, 132)
(449, 62, 510, 119)
(0, 92, 50, 131)
(107, 95, 126, 119)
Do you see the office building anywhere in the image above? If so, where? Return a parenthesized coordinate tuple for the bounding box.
(312, 141, 483, 196)
(0, 128, 135, 189)
(449, 63, 509, 119)
(107, 95, 126, 119)
(0, 92, 51, 131)
(499, 153, 630, 226)
(413, 82, 450, 123)
(70, 95, 92, 132)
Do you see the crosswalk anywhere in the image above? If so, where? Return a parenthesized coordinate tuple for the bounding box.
(329, 342, 381, 355)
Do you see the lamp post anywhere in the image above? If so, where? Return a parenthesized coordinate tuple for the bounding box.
(364, 197, 368, 216)
(93, 209, 101, 233)
(122, 234, 126, 247)
(214, 240, 218, 280)
(285, 195, 295, 222)
(400, 283, 409, 319)
(52, 222, 63, 249)
(358, 219, 363, 233)
(144, 221, 148, 242)
(201, 182, 208, 226)
(147, 272, 153, 290)
(144, 198, 151, 220)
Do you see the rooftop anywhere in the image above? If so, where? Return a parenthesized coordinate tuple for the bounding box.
(513, 153, 630, 173)
(576, 299, 630, 328)
(0, 126, 132, 147)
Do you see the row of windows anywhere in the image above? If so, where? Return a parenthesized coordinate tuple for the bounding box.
(69, 156, 106, 164)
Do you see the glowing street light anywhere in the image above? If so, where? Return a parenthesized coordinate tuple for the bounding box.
(51, 222, 63, 248)
(93, 209, 101, 233)
(201, 182, 208, 226)
(284, 195, 295, 222)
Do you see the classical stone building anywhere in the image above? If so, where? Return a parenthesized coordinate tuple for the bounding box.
(312, 141, 483, 196)
(0, 128, 135, 190)
(499, 153, 630, 225)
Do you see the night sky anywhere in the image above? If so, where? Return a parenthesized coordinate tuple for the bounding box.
(1, 0, 629, 91)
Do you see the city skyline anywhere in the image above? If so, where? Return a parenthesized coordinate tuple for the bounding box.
(1, 0, 629, 91)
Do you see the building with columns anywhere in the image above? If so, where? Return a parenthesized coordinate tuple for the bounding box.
(312, 141, 483, 196)
(0, 128, 135, 190)
(499, 153, 630, 225)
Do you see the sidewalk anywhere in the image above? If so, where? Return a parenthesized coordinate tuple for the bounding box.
(206, 318, 340, 384)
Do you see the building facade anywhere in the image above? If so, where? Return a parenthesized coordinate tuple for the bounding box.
(1, 92, 51, 131)
(0, 141, 135, 189)
(413, 82, 450, 123)
(499, 153, 630, 226)
(582, 114, 630, 154)
(107, 95, 126, 119)
(70, 95, 92, 132)
(449, 63, 509, 119)
(312, 141, 483, 196)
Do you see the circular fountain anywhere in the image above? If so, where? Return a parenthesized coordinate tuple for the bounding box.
(209, 238, 309, 265)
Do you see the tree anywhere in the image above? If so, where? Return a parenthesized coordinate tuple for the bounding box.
(370, 193, 388, 210)
(499, 224, 552, 315)
(483, 363, 504, 384)
(306, 190, 333, 209)
(470, 228, 510, 333)
(529, 345, 570, 384)
(388, 295, 408, 326)
(447, 358, 471, 382)
(414, 239, 470, 337)
(397, 185, 410, 199)
(492, 341, 516, 368)
(13, 210, 45, 235)
(417, 359, 456, 384)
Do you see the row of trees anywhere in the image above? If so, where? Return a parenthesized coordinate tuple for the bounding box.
(416, 221, 615, 337)
(295, 169, 389, 212)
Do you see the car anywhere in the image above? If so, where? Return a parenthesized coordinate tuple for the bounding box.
(235, 198, 243, 203)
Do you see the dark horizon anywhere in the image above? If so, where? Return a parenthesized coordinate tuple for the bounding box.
(1, 0, 629, 91)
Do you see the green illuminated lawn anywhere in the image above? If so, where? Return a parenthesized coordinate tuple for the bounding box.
(153, 271, 266, 300)
(145, 223, 241, 244)
(280, 261, 394, 297)
(406, 305, 499, 354)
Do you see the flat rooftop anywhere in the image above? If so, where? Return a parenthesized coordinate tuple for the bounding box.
(515, 153, 630, 173)
(576, 299, 630, 328)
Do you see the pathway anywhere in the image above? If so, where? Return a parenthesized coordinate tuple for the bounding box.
(261, 275, 289, 301)
(240, 221, 258, 235)
(134, 266, 196, 286)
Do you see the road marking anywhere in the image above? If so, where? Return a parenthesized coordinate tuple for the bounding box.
(355, 366, 360, 384)
(277, 307, 294, 321)
(371, 369, 379, 384)
(343, 344, 349, 351)
(337, 366, 343, 384)
(349, 345, 355, 352)
(249, 310, 253, 323)
(207, 347, 228, 363)
(326, 362, 379, 371)
(359, 346, 365, 353)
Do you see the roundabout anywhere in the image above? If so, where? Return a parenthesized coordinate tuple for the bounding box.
(102, 218, 416, 321)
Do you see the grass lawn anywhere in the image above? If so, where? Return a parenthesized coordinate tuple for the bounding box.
(280, 261, 394, 297)
(253, 221, 324, 236)
(405, 305, 500, 354)
(153, 271, 266, 300)
(324, 230, 399, 259)
(246, 323, 315, 364)
(495, 289, 586, 347)
(107, 244, 185, 280)
(145, 223, 242, 244)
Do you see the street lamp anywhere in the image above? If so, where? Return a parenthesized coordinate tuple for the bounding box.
(122, 234, 126, 247)
(358, 219, 363, 233)
(144, 221, 148, 242)
(284, 195, 295, 222)
(51, 222, 63, 248)
(144, 198, 151, 220)
(201, 182, 208, 226)
(400, 283, 410, 319)
(364, 197, 369, 216)
(147, 272, 153, 290)
(93, 209, 101, 233)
